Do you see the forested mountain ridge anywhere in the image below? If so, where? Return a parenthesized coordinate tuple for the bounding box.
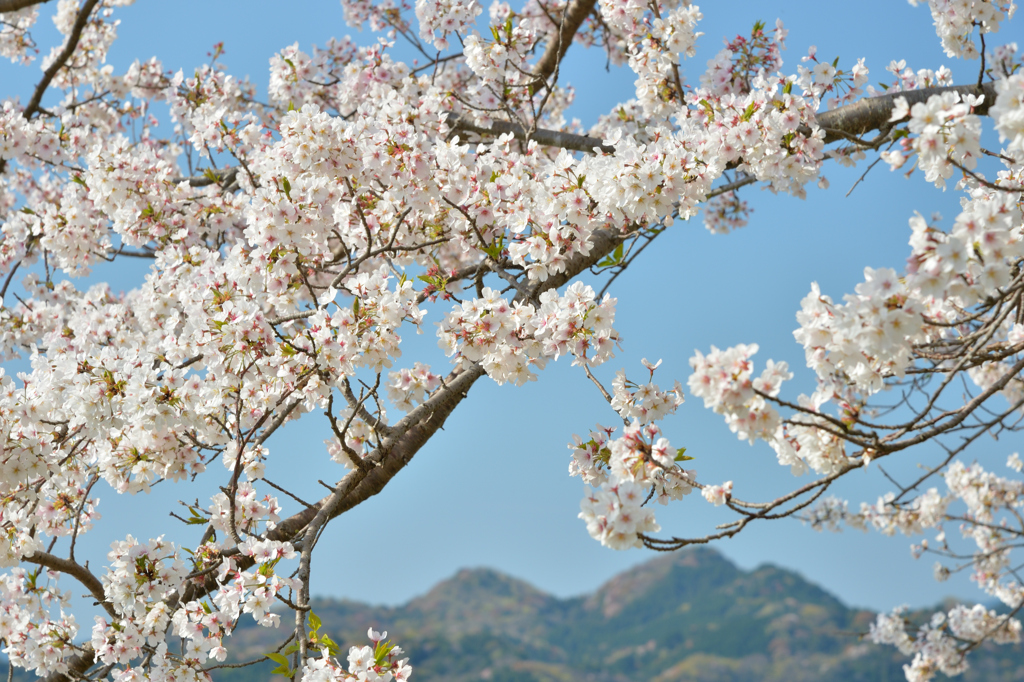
(217, 548, 1024, 681)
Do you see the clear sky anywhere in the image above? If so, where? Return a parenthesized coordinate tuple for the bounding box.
(0, 0, 1015, 615)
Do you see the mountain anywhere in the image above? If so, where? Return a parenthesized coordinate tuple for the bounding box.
(218, 548, 1024, 682)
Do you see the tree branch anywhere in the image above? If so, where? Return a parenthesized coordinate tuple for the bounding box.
(533, 0, 597, 84)
(447, 114, 613, 154)
(22, 0, 100, 120)
(814, 82, 998, 144)
(451, 82, 1003, 155)
(24, 551, 115, 620)
(0, 0, 51, 11)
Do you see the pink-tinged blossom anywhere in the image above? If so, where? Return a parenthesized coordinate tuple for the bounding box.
(579, 480, 661, 550)
(415, 0, 481, 49)
(688, 343, 790, 444)
(701, 480, 732, 506)
(908, 0, 1016, 60)
(881, 91, 983, 188)
(571, 419, 694, 546)
(0, 0, 1022, 678)
(609, 362, 684, 425)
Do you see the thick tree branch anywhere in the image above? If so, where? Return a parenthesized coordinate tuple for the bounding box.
(451, 81, 1003, 155)
(448, 114, 614, 154)
(23, 0, 99, 120)
(24, 551, 115, 619)
(266, 227, 631, 538)
(0, 0, 51, 11)
(814, 82, 998, 143)
(172, 167, 239, 188)
(533, 0, 598, 84)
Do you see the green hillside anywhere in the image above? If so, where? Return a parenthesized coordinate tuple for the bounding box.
(216, 548, 1024, 682)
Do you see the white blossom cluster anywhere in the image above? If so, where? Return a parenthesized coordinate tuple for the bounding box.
(300, 628, 412, 682)
(991, 73, 1024, 158)
(83, 534, 308, 680)
(0, 568, 78, 675)
(575, 419, 695, 549)
(0, 0, 1022, 678)
(870, 604, 1021, 682)
(688, 343, 791, 444)
(0, 6, 37, 64)
(609, 363, 684, 424)
(438, 282, 618, 385)
(868, 59, 954, 97)
(794, 46, 870, 110)
(577, 419, 696, 548)
(570, 361, 694, 548)
(908, 0, 1017, 59)
(415, 0, 481, 50)
(882, 90, 984, 187)
(807, 454, 1024, 680)
(387, 362, 441, 411)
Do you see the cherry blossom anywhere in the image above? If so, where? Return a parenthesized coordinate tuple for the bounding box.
(0, 0, 1022, 680)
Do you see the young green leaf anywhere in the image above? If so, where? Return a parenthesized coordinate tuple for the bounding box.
(674, 447, 694, 462)
(308, 611, 322, 635)
(264, 653, 293, 677)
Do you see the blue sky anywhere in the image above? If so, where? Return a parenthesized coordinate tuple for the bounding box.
(0, 0, 1016, 615)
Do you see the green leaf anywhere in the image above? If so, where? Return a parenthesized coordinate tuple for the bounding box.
(740, 102, 757, 122)
(674, 447, 694, 462)
(698, 99, 715, 122)
(481, 234, 505, 260)
(283, 57, 295, 70)
(782, 81, 792, 95)
(832, 56, 840, 68)
(353, 297, 361, 316)
(281, 176, 292, 199)
(597, 241, 625, 268)
(319, 634, 340, 656)
(308, 611, 322, 635)
(71, 174, 88, 188)
(374, 639, 395, 666)
(19, 207, 35, 216)
(264, 653, 293, 677)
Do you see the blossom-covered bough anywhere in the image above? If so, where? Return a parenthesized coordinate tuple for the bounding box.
(0, 0, 1022, 680)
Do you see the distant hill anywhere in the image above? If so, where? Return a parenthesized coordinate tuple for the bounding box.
(218, 547, 1024, 682)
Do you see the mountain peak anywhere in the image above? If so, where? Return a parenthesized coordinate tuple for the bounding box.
(410, 566, 554, 607)
(216, 547, 1023, 682)
(398, 566, 561, 641)
(585, 547, 739, 618)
